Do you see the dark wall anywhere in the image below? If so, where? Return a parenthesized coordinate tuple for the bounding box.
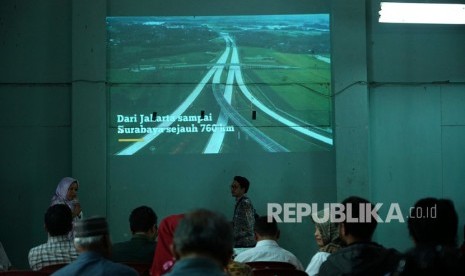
(0, 0, 72, 268)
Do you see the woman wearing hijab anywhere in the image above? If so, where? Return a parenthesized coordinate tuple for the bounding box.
(50, 177, 82, 220)
(150, 214, 185, 276)
(305, 209, 345, 276)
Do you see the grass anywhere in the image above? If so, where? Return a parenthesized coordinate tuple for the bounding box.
(238, 46, 332, 126)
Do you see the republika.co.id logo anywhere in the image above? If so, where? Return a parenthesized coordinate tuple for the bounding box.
(267, 203, 437, 223)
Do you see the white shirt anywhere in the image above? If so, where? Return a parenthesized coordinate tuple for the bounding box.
(234, 240, 304, 270)
(305, 251, 330, 276)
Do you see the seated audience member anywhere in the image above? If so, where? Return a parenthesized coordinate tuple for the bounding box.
(305, 209, 345, 276)
(461, 224, 465, 255)
(234, 216, 304, 270)
(52, 217, 138, 276)
(166, 209, 234, 276)
(394, 198, 465, 275)
(0, 241, 12, 271)
(111, 206, 158, 264)
(318, 196, 401, 276)
(28, 204, 78, 271)
(150, 214, 185, 276)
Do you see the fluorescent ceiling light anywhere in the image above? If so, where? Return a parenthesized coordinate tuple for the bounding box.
(379, 2, 465, 24)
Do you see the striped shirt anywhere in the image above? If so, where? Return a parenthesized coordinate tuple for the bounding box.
(28, 235, 78, 271)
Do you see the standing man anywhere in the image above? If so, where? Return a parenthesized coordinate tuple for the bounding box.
(231, 176, 256, 248)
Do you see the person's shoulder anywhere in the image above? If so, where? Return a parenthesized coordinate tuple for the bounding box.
(114, 237, 155, 249)
(240, 196, 254, 206)
(318, 245, 354, 271)
(110, 241, 132, 259)
(323, 244, 350, 259)
(365, 242, 401, 261)
(28, 243, 47, 255)
(105, 260, 139, 275)
(311, 251, 330, 261)
(234, 248, 257, 262)
(242, 195, 251, 201)
(112, 240, 131, 248)
(318, 252, 343, 276)
(133, 234, 157, 245)
(51, 263, 75, 276)
(316, 251, 330, 257)
(28, 244, 42, 252)
(327, 242, 399, 259)
(51, 199, 66, 205)
(277, 245, 299, 257)
(284, 250, 304, 270)
(306, 252, 331, 275)
(110, 241, 129, 256)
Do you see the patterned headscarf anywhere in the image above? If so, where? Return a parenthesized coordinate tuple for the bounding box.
(313, 209, 344, 253)
(50, 177, 79, 210)
(227, 261, 253, 276)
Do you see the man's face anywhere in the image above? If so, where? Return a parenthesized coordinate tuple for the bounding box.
(231, 180, 245, 198)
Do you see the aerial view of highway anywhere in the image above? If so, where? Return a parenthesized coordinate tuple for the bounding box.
(107, 14, 332, 155)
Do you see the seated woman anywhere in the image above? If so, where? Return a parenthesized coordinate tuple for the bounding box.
(51, 177, 82, 221)
(150, 214, 185, 276)
(305, 209, 345, 276)
(393, 198, 465, 275)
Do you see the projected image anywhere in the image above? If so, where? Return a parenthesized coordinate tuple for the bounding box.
(107, 15, 332, 155)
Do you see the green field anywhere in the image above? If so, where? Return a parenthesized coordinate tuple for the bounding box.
(237, 46, 331, 127)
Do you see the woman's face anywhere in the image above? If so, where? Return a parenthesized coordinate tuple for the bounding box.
(66, 182, 78, 201)
(314, 225, 324, 247)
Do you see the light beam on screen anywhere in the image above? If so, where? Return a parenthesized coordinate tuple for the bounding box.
(379, 2, 465, 24)
(107, 14, 332, 155)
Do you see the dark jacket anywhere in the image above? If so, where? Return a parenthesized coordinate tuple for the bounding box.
(111, 234, 156, 264)
(318, 242, 401, 276)
(394, 244, 465, 276)
(52, 251, 138, 276)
